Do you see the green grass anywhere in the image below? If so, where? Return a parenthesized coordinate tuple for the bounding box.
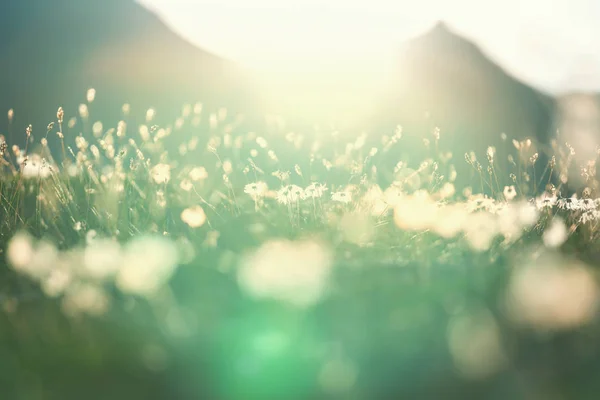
(2, 99, 600, 399)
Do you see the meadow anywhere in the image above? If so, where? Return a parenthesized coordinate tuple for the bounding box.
(1, 92, 600, 399)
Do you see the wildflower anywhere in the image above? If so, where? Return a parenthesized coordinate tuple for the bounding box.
(78, 104, 89, 119)
(7, 232, 35, 273)
(21, 154, 51, 179)
(222, 160, 233, 174)
(151, 163, 171, 184)
(276, 185, 304, 205)
(62, 283, 109, 317)
(156, 190, 167, 208)
(237, 239, 333, 307)
(180, 179, 193, 192)
(331, 191, 352, 204)
(580, 210, 600, 224)
(57, 107, 64, 123)
(383, 185, 403, 207)
(438, 182, 456, 199)
(42, 268, 72, 298)
(394, 191, 438, 231)
(536, 192, 557, 210)
(86, 230, 98, 244)
(517, 202, 539, 227)
(181, 205, 207, 228)
(84, 238, 122, 280)
(146, 108, 156, 122)
(363, 185, 387, 215)
(256, 136, 268, 148)
(557, 197, 578, 211)
(116, 236, 179, 297)
(463, 211, 498, 252)
(579, 198, 597, 211)
(432, 204, 467, 238)
(272, 170, 290, 182)
(503, 185, 516, 201)
(87, 88, 96, 103)
(304, 183, 328, 199)
(466, 195, 496, 213)
(189, 166, 208, 181)
(244, 181, 269, 199)
(487, 146, 495, 163)
(543, 218, 568, 248)
(507, 258, 599, 330)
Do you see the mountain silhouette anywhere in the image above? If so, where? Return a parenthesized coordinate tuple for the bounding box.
(374, 22, 556, 191)
(0, 0, 257, 140)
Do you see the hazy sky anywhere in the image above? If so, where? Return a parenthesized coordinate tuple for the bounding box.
(138, 0, 600, 94)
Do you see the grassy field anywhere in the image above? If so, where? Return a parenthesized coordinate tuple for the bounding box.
(2, 96, 600, 399)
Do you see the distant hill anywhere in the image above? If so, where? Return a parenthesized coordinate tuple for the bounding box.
(373, 22, 556, 190)
(0, 0, 257, 139)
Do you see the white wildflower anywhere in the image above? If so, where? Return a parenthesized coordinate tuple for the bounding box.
(181, 206, 207, 228)
(438, 182, 456, 199)
(383, 185, 404, 207)
(432, 204, 467, 238)
(394, 191, 438, 231)
(543, 218, 568, 248)
(503, 185, 516, 201)
(7, 232, 35, 273)
(272, 170, 290, 182)
(580, 210, 600, 224)
(244, 181, 269, 199)
(536, 192, 557, 210)
(180, 179, 193, 192)
(331, 191, 352, 204)
(21, 154, 51, 179)
(151, 163, 171, 184)
(237, 239, 333, 307)
(507, 258, 599, 330)
(189, 167, 208, 181)
(463, 212, 498, 252)
(304, 183, 328, 199)
(84, 239, 122, 280)
(276, 185, 304, 205)
(557, 197, 579, 211)
(116, 236, 179, 297)
(62, 283, 109, 317)
(579, 198, 597, 212)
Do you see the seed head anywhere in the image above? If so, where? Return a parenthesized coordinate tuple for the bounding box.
(57, 107, 64, 124)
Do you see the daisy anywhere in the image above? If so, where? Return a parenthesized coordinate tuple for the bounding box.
(304, 183, 328, 199)
(557, 197, 578, 211)
(579, 198, 597, 211)
(276, 185, 304, 205)
(580, 210, 600, 225)
(536, 192, 557, 210)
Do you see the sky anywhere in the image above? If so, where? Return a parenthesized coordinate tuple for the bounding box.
(138, 0, 600, 95)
